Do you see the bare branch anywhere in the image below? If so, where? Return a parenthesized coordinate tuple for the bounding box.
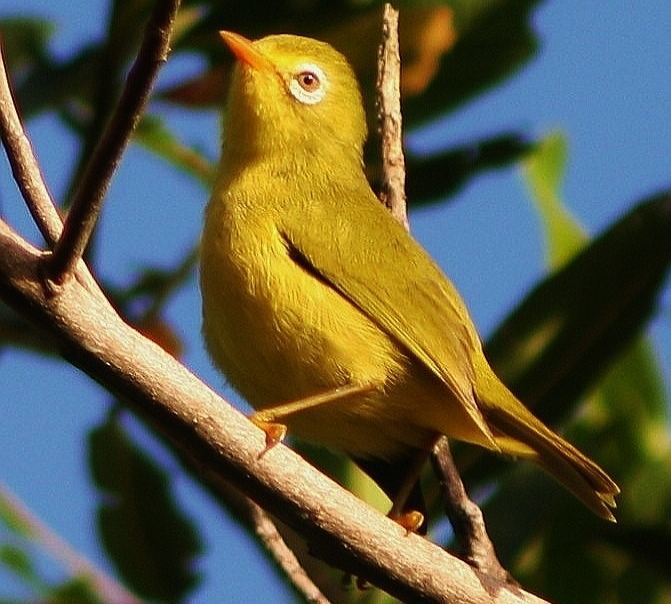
(376, 4, 509, 582)
(0, 481, 143, 604)
(46, 0, 182, 284)
(0, 41, 62, 245)
(0, 223, 547, 604)
(376, 4, 409, 230)
(248, 501, 331, 604)
(431, 439, 511, 582)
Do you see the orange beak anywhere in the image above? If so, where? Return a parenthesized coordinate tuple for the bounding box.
(219, 31, 274, 71)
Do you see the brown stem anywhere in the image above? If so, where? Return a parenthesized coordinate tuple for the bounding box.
(376, 4, 510, 582)
(0, 482, 143, 604)
(247, 501, 331, 604)
(431, 439, 512, 583)
(46, 0, 181, 284)
(0, 40, 63, 245)
(376, 4, 409, 230)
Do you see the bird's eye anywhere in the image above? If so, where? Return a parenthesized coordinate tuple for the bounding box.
(296, 71, 320, 92)
(288, 63, 327, 105)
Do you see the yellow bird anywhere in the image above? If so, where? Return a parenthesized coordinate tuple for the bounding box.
(200, 31, 619, 523)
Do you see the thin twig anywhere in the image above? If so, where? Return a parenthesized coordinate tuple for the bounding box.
(376, 4, 409, 230)
(0, 40, 63, 245)
(376, 4, 510, 582)
(431, 439, 511, 582)
(47, 0, 182, 284)
(248, 501, 331, 604)
(0, 482, 143, 604)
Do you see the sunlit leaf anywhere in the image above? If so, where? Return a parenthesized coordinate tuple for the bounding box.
(486, 191, 671, 424)
(136, 115, 215, 186)
(522, 132, 586, 268)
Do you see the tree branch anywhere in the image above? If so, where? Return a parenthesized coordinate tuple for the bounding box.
(376, 4, 409, 230)
(0, 221, 547, 604)
(376, 4, 509, 582)
(247, 501, 330, 604)
(0, 481, 143, 604)
(431, 439, 510, 582)
(0, 39, 62, 245)
(46, 0, 181, 284)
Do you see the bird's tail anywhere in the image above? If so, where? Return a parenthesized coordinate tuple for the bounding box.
(476, 368, 620, 521)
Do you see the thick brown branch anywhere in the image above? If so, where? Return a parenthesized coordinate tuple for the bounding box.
(0, 41, 62, 245)
(46, 0, 181, 283)
(0, 223, 547, 604)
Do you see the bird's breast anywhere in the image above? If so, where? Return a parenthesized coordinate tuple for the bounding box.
(200, 191, 403, 415)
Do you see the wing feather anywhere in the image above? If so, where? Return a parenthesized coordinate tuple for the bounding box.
(278, 185, 491, 438)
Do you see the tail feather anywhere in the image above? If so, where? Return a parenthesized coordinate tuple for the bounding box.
(477, 372, 620, 521)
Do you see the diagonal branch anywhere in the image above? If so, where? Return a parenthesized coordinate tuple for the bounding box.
(0, 41, 63, 245)
(0, 481, 143, 604)
(432, 439, 510, 582)
(0, 222, 547, 604)
(46, 0, 181, 284)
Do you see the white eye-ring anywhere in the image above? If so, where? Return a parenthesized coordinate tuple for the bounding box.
(288, 63, 327, 105)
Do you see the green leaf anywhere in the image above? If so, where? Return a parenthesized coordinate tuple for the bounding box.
(46, 577, 103, 604)
(0, 490, 34, 540)
(0, 18, 53, 75)
(0, 545, 37, 585)
(485, 191, 671, 425)
(136, 116, 215, 187)
(404, 132, 532, 206)
(403, 0, 541, 125)
(522, 132, 587, 268)
(88, 414, 201, 603)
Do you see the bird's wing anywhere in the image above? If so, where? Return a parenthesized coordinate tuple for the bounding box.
(278, 187, 489, 430)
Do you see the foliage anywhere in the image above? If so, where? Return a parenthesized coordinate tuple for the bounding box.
(0, 1, 669, 603)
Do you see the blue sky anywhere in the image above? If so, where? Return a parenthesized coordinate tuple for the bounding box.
(1, 1, 670, 602)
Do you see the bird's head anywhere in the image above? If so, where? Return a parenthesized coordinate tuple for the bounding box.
(219, 32, 368, 170)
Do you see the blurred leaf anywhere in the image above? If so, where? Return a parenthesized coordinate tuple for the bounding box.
(466, 166, 671, 602)
(88, 415, 201, 603)
(485, 191, 671, 425)
(0, 545, 38, 585)
(522, 132, 586, 268)
(0, 489, 34, 540)
(45, 578, 102, 604)
(403, 131, 532, 205)
(403, 0, 541, 125)
(15, 47, 102, 119)
(136, 116, 215, 186)
(0, 18, 53, 77)
(164, 0, 540, 128)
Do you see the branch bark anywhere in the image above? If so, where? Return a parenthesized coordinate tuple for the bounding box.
(377, 4, 409, 230)
(0, 222, 547, 604)
(376, 4, 508, 581)
(46, 0, 181, 283)
(0, 41, 62, 245)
